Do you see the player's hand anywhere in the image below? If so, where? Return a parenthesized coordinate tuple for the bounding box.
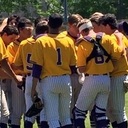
(33, 95, 43, 109)
(78, 73, 85, 84)
(114, 31, 122, 38)
(114, 31, 123, 45)
(14, 75, 23, 85)
(31, 89, 38, 102)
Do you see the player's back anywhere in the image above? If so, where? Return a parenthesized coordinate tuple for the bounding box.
(110, 34, 128, 76)
(77, 34, 122, 75)
(14, 37, 35, 74)
(35, 34, 76, 78)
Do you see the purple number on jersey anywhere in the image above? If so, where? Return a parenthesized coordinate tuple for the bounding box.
(56, 48, 62, 65)
(27, 53, 33, 70)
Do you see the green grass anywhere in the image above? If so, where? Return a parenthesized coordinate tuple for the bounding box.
(21, 93, 128, 128)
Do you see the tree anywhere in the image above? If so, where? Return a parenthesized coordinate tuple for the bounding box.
(67, 0, 128, 19)
(0, 0, 128, 20)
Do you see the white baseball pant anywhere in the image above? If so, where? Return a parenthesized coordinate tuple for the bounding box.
(0, 80, 9, 124)
(107, 75, 127, 124)
(40, 75, 72, 128)
(25, 75, 45, 123)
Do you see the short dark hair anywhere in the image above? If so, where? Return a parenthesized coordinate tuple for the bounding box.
(99, 13, 117, 29)
(35, 21, 49, 35)
(90, 12, 103, 25)
(17, 17, 33, 30)
(34, 16, 48, 27)
(68, 14, 83, 25)
(1, 25, 19, 36)
(48, 13, 63, 29)
(7, 14, 20, 26)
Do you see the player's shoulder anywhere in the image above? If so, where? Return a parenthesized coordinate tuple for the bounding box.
(76, 37, 86, 45)
(56, 33, 75, 44)
(60, 30, 68, 37)
(7, 42, 14, 47)
(101, 34, 113, 43)
(7, 41, 19, 50)
(36, 34, 50, 42)
(20, 37, 35, 46)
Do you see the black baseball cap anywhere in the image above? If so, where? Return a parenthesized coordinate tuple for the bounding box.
(118, 21, 128, 35)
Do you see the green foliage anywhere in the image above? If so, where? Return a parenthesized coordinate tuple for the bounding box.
(67, 0, 128, 19)
(0, 0, 128, 20)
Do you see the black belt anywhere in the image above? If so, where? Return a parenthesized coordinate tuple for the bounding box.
(0, 79, 6, 83)
(85, 73, 108, 76)
(25, 73, 31, 77)
(27, 73, 31, 76)
(45, 74, 67, 78)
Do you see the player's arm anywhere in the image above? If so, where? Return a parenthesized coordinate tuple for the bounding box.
(77, 66, 86, 74)
(7, 43, 15, 64)
(0, 58, 23, 85)
(76, 42, 87, 73)
(31, 63, 42, 101)
(11, 63, 23, 71)
(31, 40, 44, 100)
(108, 36, 124, 60)
(69, 39, 77, 74)
(113, 31, 125, 50)
(12, 45, 24, 72)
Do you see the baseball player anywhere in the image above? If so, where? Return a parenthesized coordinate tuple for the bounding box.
(89, 12, 111, 128)
(90, 12, 104, 33)
(99, 13, 128, 128)
(13, 21, 49, 128)
(31, 13, 77, 128)
(0, 25, 23, 128)
(7, 17, 33, 128)
(2, 15, 20, 127)
(61, 14, 83, 123)
(73, 18, 123, 128)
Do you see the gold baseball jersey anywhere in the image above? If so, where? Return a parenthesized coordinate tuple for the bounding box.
(61, 31, 76, 42)
(0, 37, 8, 61)
(0, 37, 11, 79)
(31, 34, 77, 79)
(7, 41, 19, 64)
(110, 34, 128, 76)
(61, 31, 82, 52)
(77, 34, 122, 74)
(13, 37, 35, 74)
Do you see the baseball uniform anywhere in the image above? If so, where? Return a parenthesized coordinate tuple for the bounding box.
(6, 40, 25, 126)
(106, 34, 128, 126)
(0, 37, 10, 126)
(13, 37, 45, 127)
(73, 34, 122, 128)
(31, 34, 77, 128)
(13, 37, 34, 121)
(61, 31, 83, 120)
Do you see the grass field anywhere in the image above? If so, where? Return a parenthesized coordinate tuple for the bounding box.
(21, 93, 128, 128)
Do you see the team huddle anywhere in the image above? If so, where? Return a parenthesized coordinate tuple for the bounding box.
(0, 12, 128, 128)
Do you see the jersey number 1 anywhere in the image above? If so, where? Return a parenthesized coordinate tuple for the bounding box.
(56, 48, 62, 65)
